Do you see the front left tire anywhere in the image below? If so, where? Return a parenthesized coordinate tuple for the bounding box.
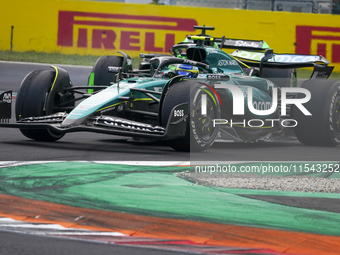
(16, 67, 74, 141)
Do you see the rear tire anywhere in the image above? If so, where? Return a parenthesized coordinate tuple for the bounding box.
(262, 68, 297, 87)
(89, 56, 123, 87)
(292, 79, 340, 146)
(161, 80, 220, 152)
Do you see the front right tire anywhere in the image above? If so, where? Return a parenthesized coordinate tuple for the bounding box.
(161, 80, 220, 152)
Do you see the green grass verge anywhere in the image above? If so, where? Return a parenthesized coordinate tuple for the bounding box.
(297, 68, 340, 79)
(0, 50, 100, 66)
(1, 50, 339, 79)
(0, 50, 143, 69)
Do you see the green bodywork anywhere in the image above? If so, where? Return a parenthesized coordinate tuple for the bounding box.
(63, 45, 278, 131)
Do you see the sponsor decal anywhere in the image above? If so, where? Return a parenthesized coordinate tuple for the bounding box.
(57, 11, 197, 53)
(98, 116, 165, 133)
(296, 25, 340, 63)
(206, 74, 229, 81)
(0, 91, 12, 121)
(274, 55, 319, 63)
(1, 92, 12, 104)
(235, 40, 262, 48)
(223, 40, 264, 49)
(174, 109, 184, 117)
(232, 51, 321, 63)
(218, 59, 238, 66)
(108, 66, 122, 73)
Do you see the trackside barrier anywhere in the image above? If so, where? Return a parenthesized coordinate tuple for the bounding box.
(1, 0, 340, 71)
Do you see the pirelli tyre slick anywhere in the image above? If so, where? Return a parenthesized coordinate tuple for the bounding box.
(262, 68, 297, 87)
(15, 67, 74, 141)
(292, 79, 340, 146)
(88, 53, 132, 90)
(88, 56, 123, 88)
(161, 80, 220, 152)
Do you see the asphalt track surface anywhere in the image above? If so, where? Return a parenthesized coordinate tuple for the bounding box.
(0, 61, 340, 161)
(0, 230, 196, 255)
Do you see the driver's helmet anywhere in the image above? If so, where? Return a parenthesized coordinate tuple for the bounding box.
(175, 64, 199, 78)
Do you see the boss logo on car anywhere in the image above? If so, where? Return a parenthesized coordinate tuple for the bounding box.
(206, 74, 230, 81)
(174, 110, 184, 117)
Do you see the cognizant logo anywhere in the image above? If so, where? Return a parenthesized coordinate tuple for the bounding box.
(200, 84, 312, 128)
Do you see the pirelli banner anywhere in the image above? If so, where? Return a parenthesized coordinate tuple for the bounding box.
(1, 0, 340, 71)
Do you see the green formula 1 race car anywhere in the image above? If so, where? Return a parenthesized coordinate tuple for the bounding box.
(0, 26, 339, 151)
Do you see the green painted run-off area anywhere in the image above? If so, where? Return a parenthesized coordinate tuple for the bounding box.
(0, 162, 340, 236)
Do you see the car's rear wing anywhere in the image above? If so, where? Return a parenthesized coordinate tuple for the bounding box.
(231, 50, 330, 65)
(231, 50, 334, 79)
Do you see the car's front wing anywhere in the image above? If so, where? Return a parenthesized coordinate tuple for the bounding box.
(0, 100, 188, 141)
